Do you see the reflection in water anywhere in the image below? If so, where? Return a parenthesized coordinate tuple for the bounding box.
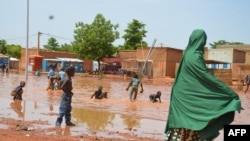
(10, 100, 23, 118)
(72, 108, 115, 130)
(121, 103, 140, 130)
(34, 101, 38, 109)
(50, 104, 54, 111)
(1, 73, 173, 140)
(64, 126, 71, 136)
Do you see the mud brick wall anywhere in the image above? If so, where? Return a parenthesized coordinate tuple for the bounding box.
(135, 47, 183, 78)
(234, 63, 250, 81)
(245, 51, 250, 65)
(209, 69, 232, 85)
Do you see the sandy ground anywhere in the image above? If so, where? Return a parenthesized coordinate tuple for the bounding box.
(0, 72, 249, 141)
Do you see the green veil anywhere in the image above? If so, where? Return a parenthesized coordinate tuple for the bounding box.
(165, 29, 241, 140)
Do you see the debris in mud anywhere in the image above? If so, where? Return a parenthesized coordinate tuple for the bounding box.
(15, 124, 35, 131)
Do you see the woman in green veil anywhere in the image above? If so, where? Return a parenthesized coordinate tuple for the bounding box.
(164, 29, 241, 141)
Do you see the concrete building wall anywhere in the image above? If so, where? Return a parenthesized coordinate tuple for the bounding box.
(207, 48, 234, 63)
(217, 44, 250, 64)
(207, 48, 246, 81)
(209, 69, 232, 85)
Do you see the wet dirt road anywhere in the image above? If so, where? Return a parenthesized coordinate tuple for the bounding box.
(0, 72, 250, 140)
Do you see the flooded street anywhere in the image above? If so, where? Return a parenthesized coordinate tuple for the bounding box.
(0, 72, 250, 140)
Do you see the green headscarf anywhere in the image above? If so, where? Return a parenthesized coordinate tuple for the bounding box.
(165, 29, 241, 140)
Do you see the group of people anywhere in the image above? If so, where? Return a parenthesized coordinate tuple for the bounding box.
(9, 29, 243, 140)
(0, 63, 8, 74)
(47, 67, 66, 90)
(89, 73, 162, 103)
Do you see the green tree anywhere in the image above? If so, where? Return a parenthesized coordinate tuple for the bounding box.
(59, 43, 74, 52)
(122, 19, 147, 50)
(72, 13, 119, 70)
(209, 40, 243, 49)
(6, 44, 22, 58)
(43, 37, 59, 50)
(0, 39, 7, 54)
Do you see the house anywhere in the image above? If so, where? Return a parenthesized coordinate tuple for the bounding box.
(210, 45, 250, 81)
(9, 57, 20, 69)
(117, 47, 183, 78)
(20, 48, 90, 72)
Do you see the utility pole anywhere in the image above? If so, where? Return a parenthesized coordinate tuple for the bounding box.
(25, 0, 29, 81)
(37, 32, 41, 55)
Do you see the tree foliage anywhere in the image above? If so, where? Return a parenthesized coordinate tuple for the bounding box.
(6, 44, 22, 58)
(0, 39, 21, 58)
(59, 43, 74, 52)
(0, 39, 7, 54)
(209, 40, 243, 49)
(122, 19, 147, 50)
(72, 13, 119, 69)
(43, 37, 59, 50)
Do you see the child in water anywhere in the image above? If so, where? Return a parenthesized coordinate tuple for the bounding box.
(149, 91, 162, 103)
(55, 66, 76, 126)
(91, 85, 108, 99)
(12, 81, 26, 101)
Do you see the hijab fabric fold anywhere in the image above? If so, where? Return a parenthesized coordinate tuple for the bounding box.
(165, 29, 241, 140)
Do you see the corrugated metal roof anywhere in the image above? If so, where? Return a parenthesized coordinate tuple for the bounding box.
(57, 57, 84, 62)
(10, 57, 19, 61)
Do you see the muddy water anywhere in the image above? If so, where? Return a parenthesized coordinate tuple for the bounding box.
(0, 72, 172, 140)
(0, 72, 249, 140)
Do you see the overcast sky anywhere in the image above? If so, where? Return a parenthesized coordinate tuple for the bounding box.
(1, 0, 250, 50)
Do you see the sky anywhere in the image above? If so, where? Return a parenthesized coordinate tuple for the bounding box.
(1, 0, 250, 50)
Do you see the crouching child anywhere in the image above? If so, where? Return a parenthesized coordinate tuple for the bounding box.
(91, 86, 108, 99)
(149, 91, 162, 103)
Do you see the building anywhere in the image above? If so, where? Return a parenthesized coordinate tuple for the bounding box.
(20, 48, 90, 72)
(214, 45, 250, 81)
(117, 47, 183, 78)
(9, 57, 20, 69)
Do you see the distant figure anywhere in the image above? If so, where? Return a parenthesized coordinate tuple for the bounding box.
(49, 63, 58, 71)
(35, 69, 40, 76)
(53, 76, 61, 90)
(47, 68, 56, 90)
(95, 68, 98, 75)
(149, 91, 162, 103)
(5, 66, 9, 74)
(0, 63, 5, 74)
(126, 73, 143, 101)
(12, 81, 26, 100)
(58, 68, 65, 80)
(244, 74, 250, 94)
(47, 67, 55, 79)
(91, 86, 108, 99)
